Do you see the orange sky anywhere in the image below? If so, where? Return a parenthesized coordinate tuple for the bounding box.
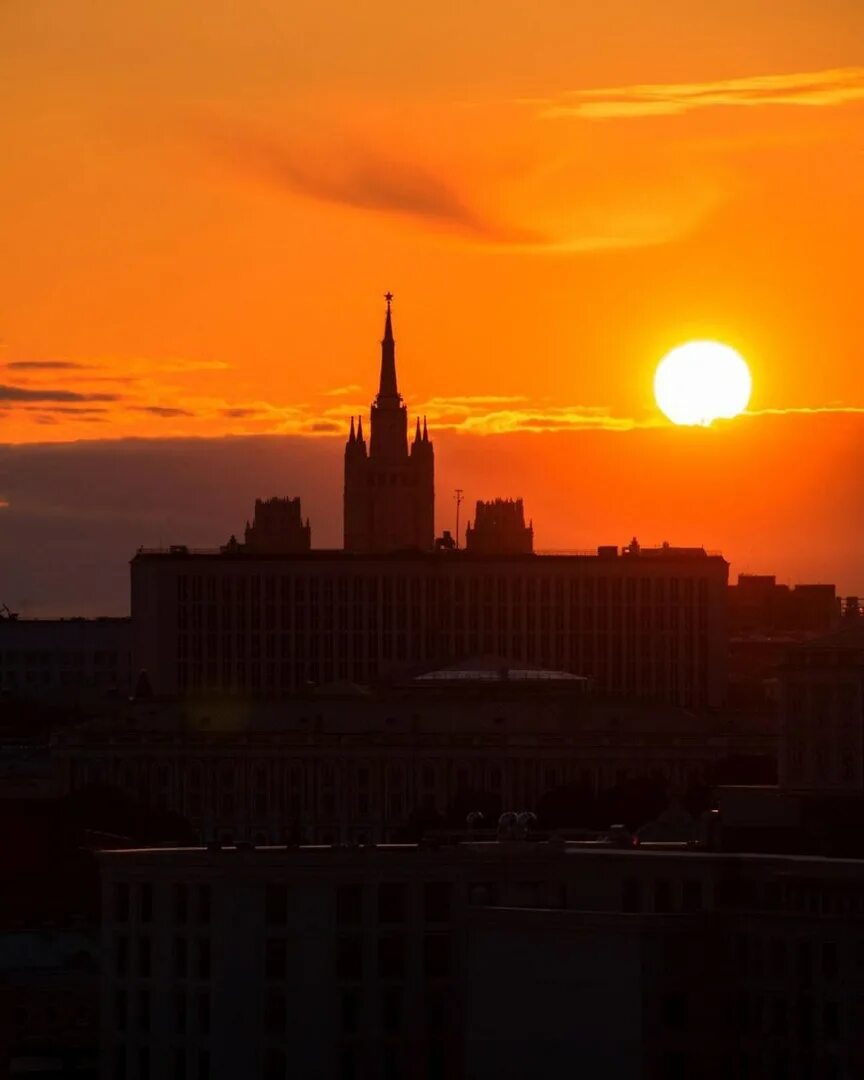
(1, 1, 863, 606)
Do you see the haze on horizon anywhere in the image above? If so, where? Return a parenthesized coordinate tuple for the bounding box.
(1, 0, 863, 613)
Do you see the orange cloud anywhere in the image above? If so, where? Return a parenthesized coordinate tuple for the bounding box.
(539, 67, 864, 120)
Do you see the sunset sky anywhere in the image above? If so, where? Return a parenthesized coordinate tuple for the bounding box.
(2, 1, 863, 613)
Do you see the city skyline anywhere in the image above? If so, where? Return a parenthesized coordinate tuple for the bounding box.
(2, 2, 864, 611)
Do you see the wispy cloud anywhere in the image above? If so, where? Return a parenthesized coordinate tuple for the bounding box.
(0, 385, 119, 403)
(422, 402, 650, 435)
(537, 67, 864, 120)
(322, 384, 362, 397)
(6, 361, 92, 371)
(134, 406, 196, 418)
(220, 129, 542, 244)
(745, 405, 864, 417)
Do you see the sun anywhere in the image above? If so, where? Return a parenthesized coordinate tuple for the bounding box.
(654, 341, 752, 427)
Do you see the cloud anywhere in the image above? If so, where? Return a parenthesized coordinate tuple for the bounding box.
(135, 406, 196, 418)
(0, 384, 119, 403)
(223, 129, 542, 244)
(745, 405, 864, 417)
(426, 404, 650, 435)
(539, 67, 864, 120)
(7, 361, 93, 371)
(301, 420, 343, 434)
(322, 384, 362, 397)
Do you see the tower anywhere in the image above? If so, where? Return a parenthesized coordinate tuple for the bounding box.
(343, 295, 435, 552)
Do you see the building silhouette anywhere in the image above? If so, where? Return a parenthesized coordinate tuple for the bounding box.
(224, 497, 311, 555)
(343, 295, 434, 553)
(465, 498, 533, 555)
(130, 299, 730, 708)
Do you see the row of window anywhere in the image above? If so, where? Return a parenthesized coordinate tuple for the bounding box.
(177, 573, 714, 606)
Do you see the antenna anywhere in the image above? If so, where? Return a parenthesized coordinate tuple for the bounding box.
(454, 489, 464, 549)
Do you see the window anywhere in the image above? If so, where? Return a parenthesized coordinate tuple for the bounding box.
(424, 882, 451, 923)
(114, 989, 127, 1031)
(198, 992, 210, 1034)
(197, 939, 211, 980)
(381, 989, 401, 1032)
(265, 990, 285, 1033)
(424, 935, 450, 979)
(138, 989, 150, 1033)
(622, 878, 641, 913)
(114, 883, 130, 923)
(378, 883, 407, 924)
(340, 990, 360, 1034)
(378, 936, 405, 979)
(196, 885, 211, 925)
(682, 879, 702, 912)
(654, 879, 673, 913)
(662, 993, 687, 1030)
(336, 937, 363, 981)
(175, 992, 187, 1034)
(263, 1048, 285, 1080)
(138, 937, 151, 978)
(336, 885, 363, 925)
(174, 884, 188, 923)
(265, 939, 286, 980)
(197, 1050, 210, 1080)
(116, 936, 129, 977)
(174, 937, 188, 978)
(140, 884, 153, 923)
(265, 885, 288, 925)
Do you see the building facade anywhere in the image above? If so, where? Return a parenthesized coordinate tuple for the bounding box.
(343, 297, 434, 554)
(131, 545, 728, 708)
(98, 841, 864, 1080)
(52, 686, 771, 845)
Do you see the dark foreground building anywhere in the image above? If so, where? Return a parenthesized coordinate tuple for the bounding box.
(98, 838, 864, 1080)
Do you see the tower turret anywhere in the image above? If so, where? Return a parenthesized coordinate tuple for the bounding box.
(343, 294, 435, 552)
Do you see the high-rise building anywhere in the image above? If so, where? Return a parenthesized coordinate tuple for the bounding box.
(343, 295, 435, 553)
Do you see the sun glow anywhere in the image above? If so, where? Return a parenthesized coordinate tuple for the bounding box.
(654, 341, 752, 426)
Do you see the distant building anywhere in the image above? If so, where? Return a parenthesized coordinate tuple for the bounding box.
(223, 497, 311, 555)
(465, 499, 533, 555)
(130, 301, 730, 707)
(728, 574, 839, 636)
(343, 296, 434, 553)
(779, 624, 864, 793)
(130, 544, 729, 707)
(0, 930, 98, 1079)
(98, 840, 864, 1080)
(0, 618, 132, 698)
(53, 676, 770, 844)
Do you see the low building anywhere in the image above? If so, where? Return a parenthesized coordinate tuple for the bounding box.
(98, 839, 864, 1080)
(0, 617, 132, 699)
(53, 676, 772, 845)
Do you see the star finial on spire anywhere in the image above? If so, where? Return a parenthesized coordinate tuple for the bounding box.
(384, 291, 394, 310)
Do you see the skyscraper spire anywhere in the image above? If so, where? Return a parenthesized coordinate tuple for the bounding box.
(378, 292, 399, 399)
(349, 415, 356, 443)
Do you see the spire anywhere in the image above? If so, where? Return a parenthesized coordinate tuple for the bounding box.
(378, 292, 399, 399)
(349, 415, 356, 443)
(414, 417, 421, 444)
(357, 416, 364, 443)
(423, 415, 429, 443)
